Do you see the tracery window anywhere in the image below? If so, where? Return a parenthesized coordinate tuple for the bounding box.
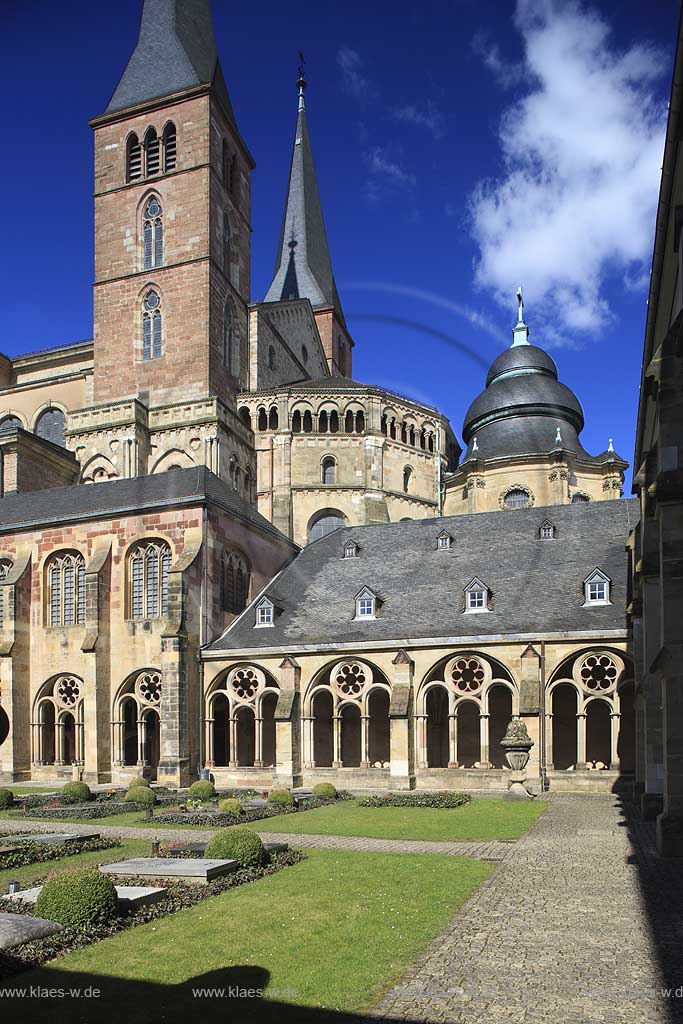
(46, 552, 85, 626)
(223, 551, 251, 614)
(128, 541, 171, 620)
(142, 290, 163, 360)
(143, 197, 163, 270)
(504, 488, 531, 509)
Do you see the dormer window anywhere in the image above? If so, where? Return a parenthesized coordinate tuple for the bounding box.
(355, 587, 377, 620)
(539, 520, 555, 539)
(343, 541, 359, 559)
(584, 569, 611, 606)
(437, 531, 452, 550)
(255, 597, 274, 627)
(465, 577, 490, 613)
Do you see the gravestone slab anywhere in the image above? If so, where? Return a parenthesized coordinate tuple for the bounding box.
(99, 857, 238, 884)
(0, 912, 63, 950)
(5, 885, 167, 911)
(6, 832, 99, 846)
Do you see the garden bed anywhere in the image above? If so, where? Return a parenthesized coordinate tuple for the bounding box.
(0, 836, 122, 871)
(0, 849, 301, 977)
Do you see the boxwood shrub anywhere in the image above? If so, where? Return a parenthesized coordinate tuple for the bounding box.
(312, 783, 337, 799)
(188, 780, 216, 801)
(356, 791, 471, 809)
(267, 788, 294, 806)
(127, 776, 150, 789)
(124, 786, 156, 807)
(61, 782, 92, 805)
(218, 797, 242, 816)
(205, 828, 265, 868)
(0, 788, 14, 810)
(35, 868, 118, 928)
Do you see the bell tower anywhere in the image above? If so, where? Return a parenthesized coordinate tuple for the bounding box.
(90, 0, 254, 407)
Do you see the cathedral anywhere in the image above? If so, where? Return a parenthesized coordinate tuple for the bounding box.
(0, 0, 636, 794)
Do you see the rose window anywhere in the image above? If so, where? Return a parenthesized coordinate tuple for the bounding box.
(450, 657, 485, 694)
(230, 667, 262, 702)
(579, 654, 619, 693)
(137, 671, 162, 705)
(332, 662, 372, 700)
(55, 676, 80, 708)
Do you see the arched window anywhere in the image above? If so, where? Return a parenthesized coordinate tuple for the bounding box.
(46, 552, 85, 627)
(329, 410, 339, 433)
(292, 410, 302, 433)
(345, 410, 354, 433)
(144, 127, 160, 176)
(303, 410, 313, 433)
(504, 488, 531, 509)
(35, 408, 66, 447)
(257, 407, 268, 431)
(163, 122, 176, 171)
(355, 411, 365, 433)
(238, 406, 251, 429)
(34, 675, 85, 766)
(128, 541, 171, 620)
(0, 559, 12, 631)
(319, 410, 328, 433)
(381, 415, 388, 436)
(322, 456, 336, 485)
(143, 196, 163, 270)
(269, 407, 279, 430)
(308, 510, 346, 543)
(403, 466, 413, 493)
(142, 290, 163, 360)
(572, 492, 591, 503)
(0, 415, 22, 433)
(222, 551, 251, 613)
(222, 141, 236, 194)
(113, 670, 162, 769)
(127, 133, 142, 181)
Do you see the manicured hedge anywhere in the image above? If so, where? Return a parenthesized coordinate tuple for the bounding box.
(0, 788, 14, 810)
(35, 869, 118, 928)
(188, 781, 216, 801)
(312, 783, 337, 799)
(124, 786, 156, 807)
(20, 802, 137, 820)
(356, 792, 471, 809)
(127, 776, 150, 789)
(61, 782, 92, 805)
(267, 789, 295, 806)
(218, 798, 242, 816)
(205, 828, 265, 868)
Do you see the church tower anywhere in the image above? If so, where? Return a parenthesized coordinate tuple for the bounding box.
(90, 0, 253, 407)
(264, 66, 354, 377)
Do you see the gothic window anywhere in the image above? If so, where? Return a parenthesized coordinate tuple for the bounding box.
(223, 550, 251, 614)
(403, 466, 413, 493)
(46, 552, 85, 627)
(162, 122, 176, 171)
(0, 559, 11, 631)
(128, 541, 171, 620)
(144, 127, 160, 176)
(504, 488, 531, 509)
(143, 197, 163, 270)
(322, 456, 336, 485)
(142, 290, 163, 360)
(35, 408, 66, 447)
(127, 133, 142, 181)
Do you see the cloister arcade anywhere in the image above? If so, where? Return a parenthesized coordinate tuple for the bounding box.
(303, 660, 392, 768)
(32, 675, 85, 767)
(205, 665, 280, 768)
(112, 669, 163, 774)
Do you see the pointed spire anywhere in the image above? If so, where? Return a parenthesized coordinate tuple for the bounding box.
(511, 286, 530, 347)
(264, 60, 345, 323)
(105, 0, 234, 121)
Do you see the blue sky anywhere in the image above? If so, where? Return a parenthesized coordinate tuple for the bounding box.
(0, 0, 679, 485)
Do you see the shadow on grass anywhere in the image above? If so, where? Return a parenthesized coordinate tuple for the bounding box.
(0, 964, 416, 1023)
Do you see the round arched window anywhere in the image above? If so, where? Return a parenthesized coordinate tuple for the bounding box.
(504, 488, 531, 509)
(309, 512, 346, 543)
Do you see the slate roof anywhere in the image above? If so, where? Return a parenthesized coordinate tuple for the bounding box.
(264, 91, 345, 323)
(105, 0, 234, 119)
(0, 467, 295, 547)
(207, 497, 637, 652)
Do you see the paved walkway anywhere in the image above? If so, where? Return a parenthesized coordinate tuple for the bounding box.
(372, 794, 681, 1024)
(0, 817, 511, 860)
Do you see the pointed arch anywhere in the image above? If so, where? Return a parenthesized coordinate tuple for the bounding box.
(162, 121, 177, 171)
(144, 126, 160, 176)
(126, 132, 142, 181)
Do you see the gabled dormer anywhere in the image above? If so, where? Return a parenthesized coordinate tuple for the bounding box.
(538, 519, 556, 539)
(437, 530, 453, 550)
(583, 568, 611, 606)
(464, 576, 491, 613)
(343, 540, 359, 559)
(254, 595, 276, 627)
(354, 586, 380, 620)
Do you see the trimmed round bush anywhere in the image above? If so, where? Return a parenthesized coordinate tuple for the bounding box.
(312, 783, 337, 800)
(124, 786, 156, 807)
(205, 828, 265, 868)
(0, 788, 14, 810)
(61, 782, 91, 805)
(127, 776, 150, 789)
(267, 788, 294, 807)
(218, 797, 242, 816)
(188, 780, 216, 801)
(35, 868, 117, 928)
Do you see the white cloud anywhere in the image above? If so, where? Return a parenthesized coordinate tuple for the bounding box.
(365, 147, 417, 195)
(391, 101, 445, 139)
(337, 47, 376, 101)
(470, 0, 667, 342)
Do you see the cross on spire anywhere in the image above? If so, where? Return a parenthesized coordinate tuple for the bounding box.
(511, 285, 530, 347)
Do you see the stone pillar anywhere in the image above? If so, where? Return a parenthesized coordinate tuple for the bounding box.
(448, 713, 458, 768)
(273, 656, 301, 788)
(519, 644, 543, 782)
(136, 716, 146, 766)
(389, 650, 414, 788)
(415, 715, 427, 769)
(479, 713, 490, 768)
(228, 717, 237, 768)
(545, 713, 554, 770)
(204, 715, 215, 767)
(360, 715, 370, 768)
(333, 714, 342, 768)
(577, 712, 587, 768)
(254, 717, 263, 767)
(610, 712, 620, 771)
(158, 635, 192, 787)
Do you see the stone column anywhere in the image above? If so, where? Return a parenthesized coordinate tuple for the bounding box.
(545, 713, 554, 770)
(254, 717, 263, 767)
(577, 712, 587, 768)
(333, 714, 342, 768)
(389, 650, 414, 787)
(479, 713, 490, 768)
(273, 656, 301, 788)
(610, 712, 621, 771)
(415, 715, 427, 769)
(204, 715, 215, 767)
(448, 713, 458, 768)
(360, 715, 370, 768)
(228, 717, 237, 768)
(136, 716, 146, 766)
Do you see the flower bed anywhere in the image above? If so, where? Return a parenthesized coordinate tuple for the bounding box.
(151, 796, 337, 828)
(0, 837, 121, 871)
(356, 792, 472, 809)
(18, 803, 146, 821)
(0, 849, 302, 977)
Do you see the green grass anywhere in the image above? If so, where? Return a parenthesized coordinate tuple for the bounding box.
(0, 808, 209, 829)
(0, 839, 150, 891)
(259, 798, 545, 842)
(0, 849, 493, 1022)
(3, 786, 61, 794)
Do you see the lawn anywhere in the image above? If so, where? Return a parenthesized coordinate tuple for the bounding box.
(255, 797, 545, 842)
(0, 849, 493, 1022)
(0, 838, 150, 891)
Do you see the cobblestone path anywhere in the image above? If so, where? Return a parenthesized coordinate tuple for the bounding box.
(0, 817, 511, 860)
(372, 794, 681, 1024)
